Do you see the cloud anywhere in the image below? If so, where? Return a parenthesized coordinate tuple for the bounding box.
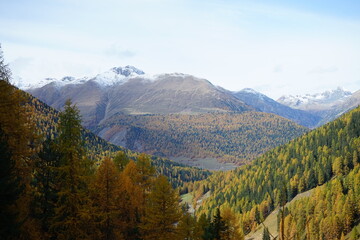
(104, 44, 136, 58)
(308, 66, 339, 74)
(9, 57, 33, 73)
(273, 65, 283, 73)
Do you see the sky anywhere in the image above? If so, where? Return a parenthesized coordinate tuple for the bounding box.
(1, 0, 360, 99)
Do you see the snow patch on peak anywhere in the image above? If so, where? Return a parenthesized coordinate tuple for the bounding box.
(277, 87, 353, 109)
(111, 65, 145, 76)
(239, 88, 267, 100)
(93, 66, 146, 87)
(154, 72, 192, 79)
(22, 66, 146, 89)
(241, 88, 262, 95)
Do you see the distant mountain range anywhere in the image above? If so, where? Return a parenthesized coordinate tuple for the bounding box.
(19, 65, 360, 167)
(231, 88, 321, 128)
(27, 66, 252, 127)
(23, 66, 359, 129)
(278, 87, 360, 126)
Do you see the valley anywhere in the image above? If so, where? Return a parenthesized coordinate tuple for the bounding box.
(2, 0, 360, 239)
(2, 43, 360, 240)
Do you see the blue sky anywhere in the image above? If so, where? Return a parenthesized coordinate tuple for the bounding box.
(1, 0, 359, 98)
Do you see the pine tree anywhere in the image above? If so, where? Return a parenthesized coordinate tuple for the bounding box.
(140, 175, 181, 240)
(51, 100, 93, 240)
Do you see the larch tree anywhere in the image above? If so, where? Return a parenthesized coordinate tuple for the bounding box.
(118, 160, 143, 240)
(91, 156, 122, 240)
(140, 175, 181, 240)
(113, 151, 129, 172)
(211, 208, 227, 240)
(262, 227, 271, 240)
(177, 211, 203, 240)
(0, 45, 38, 239)
(51, 100, 93, 240)
(33, 138, 62, 238)
(220, 207, 244, 240)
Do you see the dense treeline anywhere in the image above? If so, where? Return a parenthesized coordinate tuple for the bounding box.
(94, 112, 308, 164)
(24, 91, 211, 189)
(0, 85, 239, 240)
(284, 165, 360, 239)
(195, 105, 360, 238)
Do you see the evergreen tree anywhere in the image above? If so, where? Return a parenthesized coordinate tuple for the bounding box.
(350, 227, 359, 240)
(0, 45, 38, 239)
(221, 207, 244, 240)
(32, 138, 61, 237)
(51, 100, 93, 240)
(262, 227, 271, 240)
(0, 128, 23, 239)
(212, 208, 227, 240)
(140, 175, 181, 240)
(177, 212, 203, 240)
(197, 213, 212, 240)
(113, 151, 129, 171)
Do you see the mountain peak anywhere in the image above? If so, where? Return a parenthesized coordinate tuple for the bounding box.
(110, 65, 145, 77)
(20, 65, 145, 89)
(277, 87, 352, 110)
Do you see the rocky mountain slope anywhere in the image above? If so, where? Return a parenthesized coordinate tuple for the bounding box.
(27, 66, 253, 127)
(277, 87, 352, 111)
(278, 87, 360, 126)
(232, 88, 321, 128)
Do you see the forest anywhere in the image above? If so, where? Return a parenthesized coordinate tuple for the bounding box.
(1, 44, 360, 240)
(192, 103, 360, 239)
(94, 112, 308, 164)
(0, 51, 219, 240)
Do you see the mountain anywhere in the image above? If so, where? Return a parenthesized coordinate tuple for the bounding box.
(277, 87, 352, 112)
(27, 66, 253, 127)
(278, 87, 360, 127)
(92, 112, 308, 168)
(195, 105, 360, 237)
(24, 66, 309, 169)
(232, 88, 321, 128)
(24, 89, 211, 188)
(316, 89, 360, 125)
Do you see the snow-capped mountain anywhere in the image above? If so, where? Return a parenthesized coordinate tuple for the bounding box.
(22, 65, 145, 90)
(232, 88, 320, 128)
(26, 67, 253, 127)
(277, 87, 352, 111)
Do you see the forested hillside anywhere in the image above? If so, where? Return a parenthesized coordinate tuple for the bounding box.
(94, 112, 308, 165)
(0, 74, 214, 239)
(193, 106, 360, 238)
(25, 92, 210, 188)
